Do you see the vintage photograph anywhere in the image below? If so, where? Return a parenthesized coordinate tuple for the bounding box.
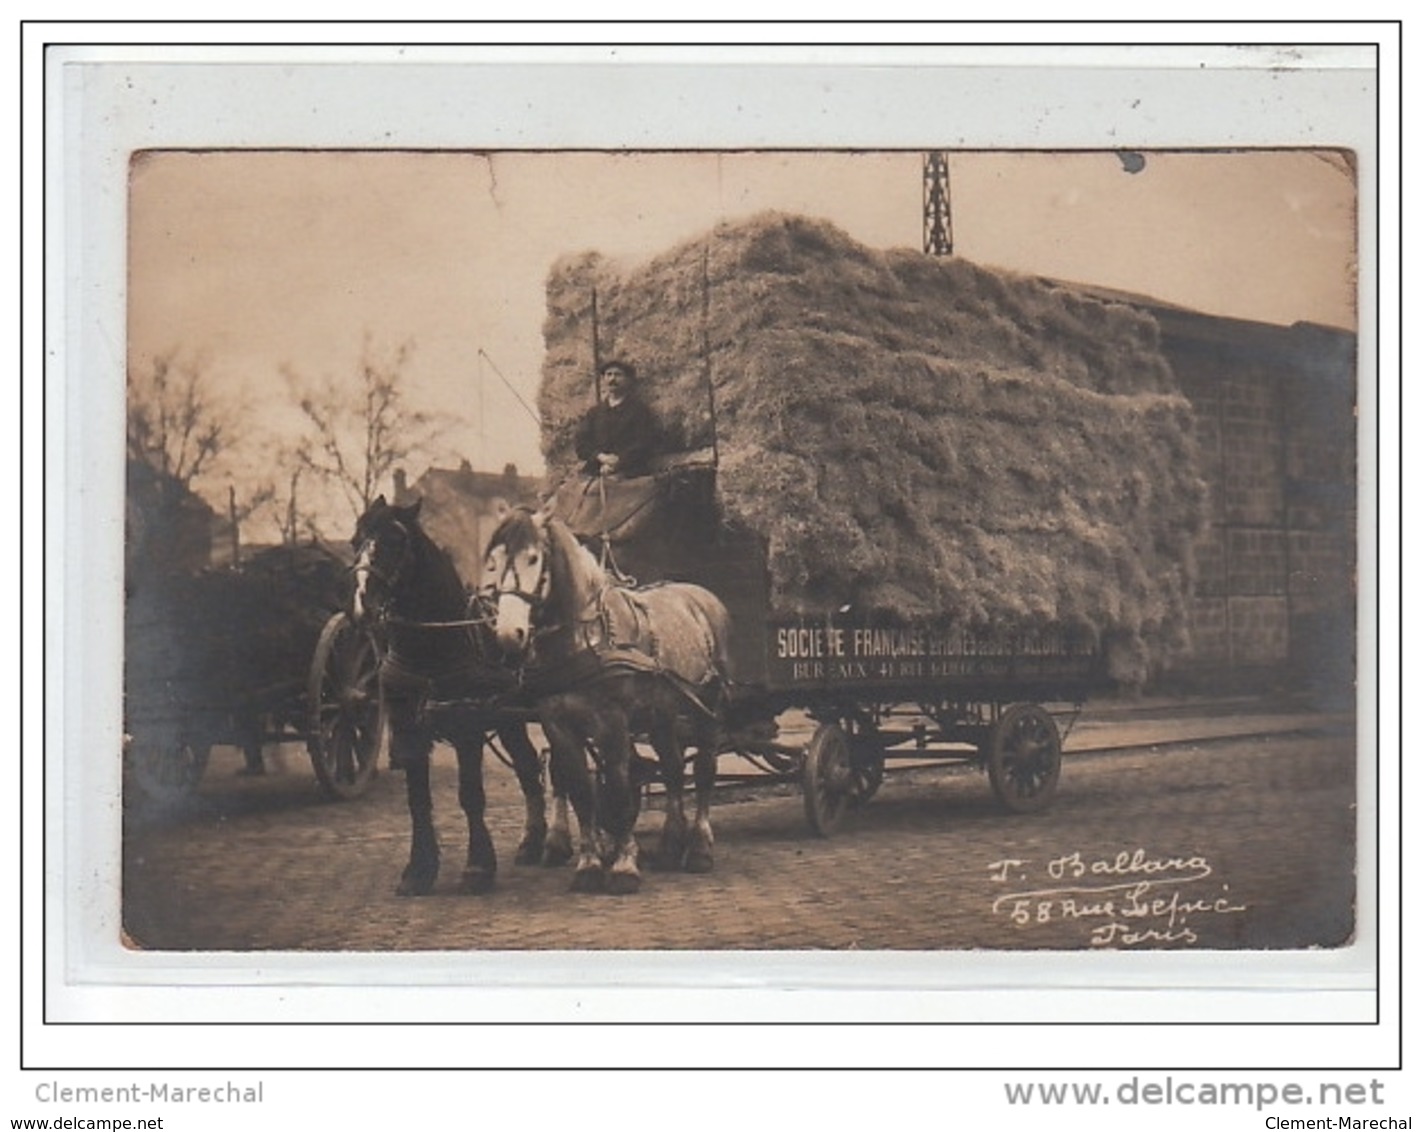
(119, 147, 1358, 954)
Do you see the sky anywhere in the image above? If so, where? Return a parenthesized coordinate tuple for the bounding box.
(127, 148, 1357, 530)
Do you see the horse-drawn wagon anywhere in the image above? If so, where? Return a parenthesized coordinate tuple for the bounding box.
(347, 465, 1107, 897)
(353, 212, 1206, 896)
(123, 543, 387, 804)
(509, 211, 1206, 882)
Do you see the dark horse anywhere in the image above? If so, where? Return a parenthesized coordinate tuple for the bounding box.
(483, 506, 731, 895)
(350, 496, 560, 896)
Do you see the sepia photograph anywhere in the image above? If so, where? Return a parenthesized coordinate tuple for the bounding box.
(118, 145, 1359, 956)
(31, 38, 1396, 1083)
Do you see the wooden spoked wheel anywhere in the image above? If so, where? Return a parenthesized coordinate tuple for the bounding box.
(802, 722, 855, 836)
(307, 612, 386, 800)
(844, 720, 885, 808)
(986, 703, 1062, 814)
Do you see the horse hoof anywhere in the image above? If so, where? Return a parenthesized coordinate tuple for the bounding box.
(397, 872, 437, 897)
(570, 866, 605, 893)
(460, 868, 496, 895)
(605, 869, 642, 896)
(543, 833, 574, 867)
(396, 852, 440, 895)
(654, 836, 687, 872)
(514, 840, 543, 867)
(684, 850, 714, 875)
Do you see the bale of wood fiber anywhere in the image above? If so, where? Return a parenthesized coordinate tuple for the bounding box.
(538, 213, 1208, 680)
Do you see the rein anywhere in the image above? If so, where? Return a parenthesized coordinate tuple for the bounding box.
(357, 517, 496, 634)
(381, 611, 495, 631)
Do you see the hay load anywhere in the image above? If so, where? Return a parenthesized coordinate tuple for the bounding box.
(539, 213, 1208, 681)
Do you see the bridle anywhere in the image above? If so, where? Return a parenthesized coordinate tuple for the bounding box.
(353, 519, 415, 620)
(483, 530, 552, 613)
(482, 518, 565, 663)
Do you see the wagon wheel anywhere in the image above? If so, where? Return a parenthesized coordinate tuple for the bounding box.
(127, 732, 211, 804)
(307, 612, 386, 800)
(986, 703, 1062, 814)
(803, 722, 855, 836)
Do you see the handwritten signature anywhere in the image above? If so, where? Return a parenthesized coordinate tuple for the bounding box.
(987, 850, 1246, 947)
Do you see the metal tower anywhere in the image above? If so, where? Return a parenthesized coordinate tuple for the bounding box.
(923, 152, 953, 256)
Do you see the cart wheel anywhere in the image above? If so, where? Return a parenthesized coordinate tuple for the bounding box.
(803, 722, 854, 836)
(128, 735, 211, 804)
(308, 612, 386, 800)
(847, 755, 885, 808)
(986, 703, 1062, 814)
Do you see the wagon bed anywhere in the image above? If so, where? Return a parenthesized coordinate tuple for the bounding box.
(721, 607, 1104, 835)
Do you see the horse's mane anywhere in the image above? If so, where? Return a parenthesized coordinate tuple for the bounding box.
(544, 512, 607, 623)
(361, 499, 467, 621)
(486, 508, 536, 558)
(406, 520, 468, 619)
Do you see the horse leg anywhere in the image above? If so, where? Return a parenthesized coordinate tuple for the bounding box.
(394, 719, 440, 896)
(648, 707, 688, 871)
(685, 717, 719, 874)
(499, 724, 548, 866)
(541, 704, 602, 892)
(455, 737, 496, 894)
(543, 759, 575, 867)
(591, 712, 641, 896)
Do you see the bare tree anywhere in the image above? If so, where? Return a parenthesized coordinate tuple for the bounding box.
(287, 337, 448, 525)
(128, 351, 305, 561)
(126, 351, 230, 489)
(257, 466, 325, 547)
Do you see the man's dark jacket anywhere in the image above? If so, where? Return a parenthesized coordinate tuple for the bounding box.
(574, 396, 660, 477)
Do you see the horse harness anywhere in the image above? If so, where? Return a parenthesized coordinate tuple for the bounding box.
(498, 549, 722, 719)
(357, 518, 515, 701)
(353, 519, 415, 615)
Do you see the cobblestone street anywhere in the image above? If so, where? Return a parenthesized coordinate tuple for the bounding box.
(121, 705, 1357, 955)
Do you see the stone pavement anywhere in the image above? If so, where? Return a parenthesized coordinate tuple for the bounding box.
(120, 695, 1357, 954)
(1062, 695, 1355, 754)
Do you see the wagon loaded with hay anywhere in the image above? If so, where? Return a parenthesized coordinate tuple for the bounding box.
(540, 213, 1208, 833)
(124, 543, 387, 804)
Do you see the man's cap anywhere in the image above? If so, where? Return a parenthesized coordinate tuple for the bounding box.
(599, 358, 636, 381)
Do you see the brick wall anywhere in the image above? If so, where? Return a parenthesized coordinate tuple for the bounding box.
(1155, 314, 1355, 699)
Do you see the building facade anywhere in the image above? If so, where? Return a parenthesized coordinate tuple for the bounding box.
(392, 461, 543, 587)
(1152, 307, 1356, 703)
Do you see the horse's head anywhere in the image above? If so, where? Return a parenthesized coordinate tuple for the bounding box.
(350, 495, 423, 624)
(480, 505, 552, 659)
(492, 500, 597, 659)
(483, 505, 612, 660)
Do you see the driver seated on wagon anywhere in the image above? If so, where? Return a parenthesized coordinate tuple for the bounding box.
(554, 356, 715, 582)
(573, 358, 662, 479)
